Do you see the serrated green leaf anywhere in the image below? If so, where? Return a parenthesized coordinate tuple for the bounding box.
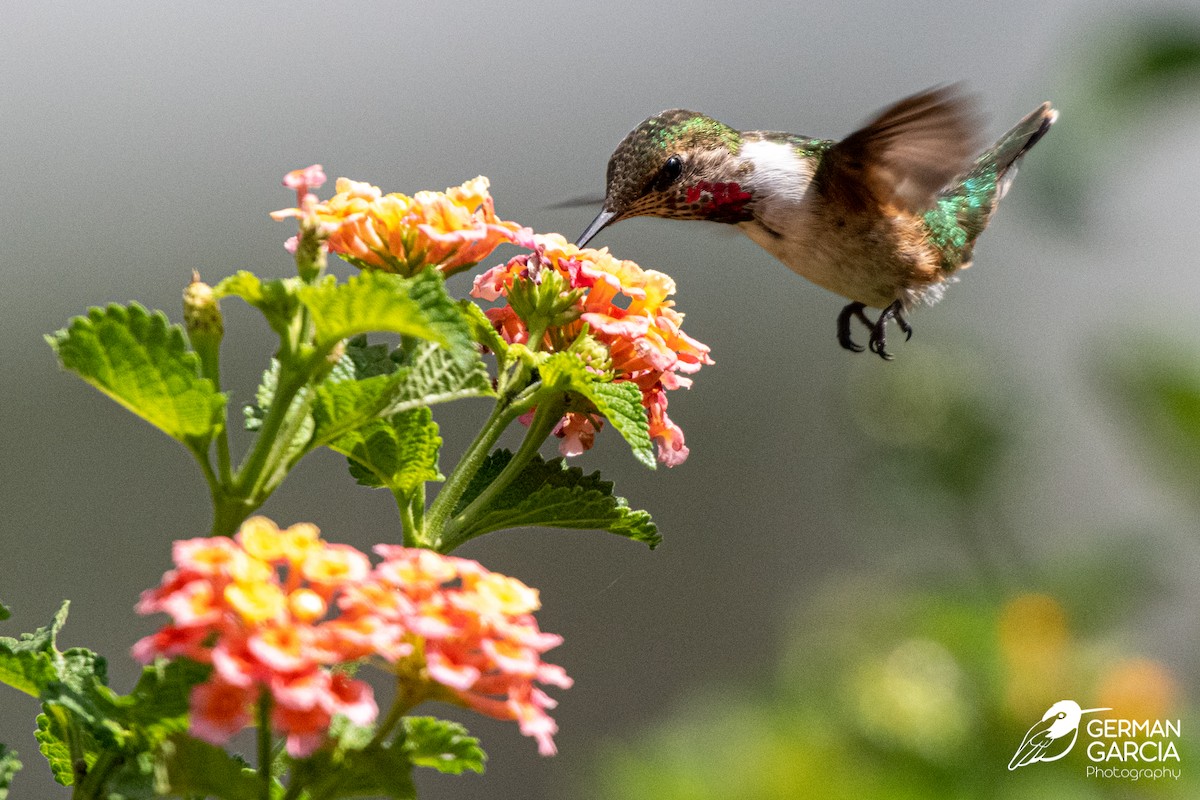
(0, 601, 70, 697)
(384, 340, 493, 414)
(460, 300, 510, 362)
(453, 451, 660, 547)
(331, 407, 443, 492)
(586, 381, 656, 469)
(243, 359, 278, 432)
(0, 642, 55, 698)
(300, 271, 445, 351)
(0, 744, 21, 800)
(47, 304, 225, 446)
(35, 709, 85, 786)
(295, 738, 417, 800)
(309, 339, 492, 449)
(157, 735, 263, 800)
(334, 335, 401, 381)
(117, 659, 208, 738)
(214, 271, 303, 339)
(402, 717, 485, 775)
(539, 353, 655, 469)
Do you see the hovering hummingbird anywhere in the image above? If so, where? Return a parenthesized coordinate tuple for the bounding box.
(1008, 700, 1110, 770)
(574, 87, 1057, 359)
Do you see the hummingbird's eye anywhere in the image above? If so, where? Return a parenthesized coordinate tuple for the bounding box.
(663, 154, 684, 183)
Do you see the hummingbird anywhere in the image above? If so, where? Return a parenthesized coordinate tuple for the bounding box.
(1008, 700, 1110, 770)
(574, 87, 1057, 359)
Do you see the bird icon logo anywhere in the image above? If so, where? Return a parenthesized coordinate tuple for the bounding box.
(1009, 700, 1111, 770)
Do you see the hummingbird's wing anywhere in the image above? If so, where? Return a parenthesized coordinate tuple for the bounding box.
(1008, 720, 1055, 770)
(815, 86, 982, 214)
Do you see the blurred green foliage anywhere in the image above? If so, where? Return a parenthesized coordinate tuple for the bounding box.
(586, 341, 1197, 799)
(1099, 337, 1200, 509)
(592, 581, 1195, 799)
(1030, 11, 1200, 227)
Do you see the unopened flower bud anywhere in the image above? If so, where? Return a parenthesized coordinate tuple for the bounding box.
(183, 271, 224, 342)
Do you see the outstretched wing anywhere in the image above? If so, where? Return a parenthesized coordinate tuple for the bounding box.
(1008, 722, 1055, 770)
(816, 86, 982, 214)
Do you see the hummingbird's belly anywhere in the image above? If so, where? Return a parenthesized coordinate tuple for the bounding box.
(738, 219, 919, 309)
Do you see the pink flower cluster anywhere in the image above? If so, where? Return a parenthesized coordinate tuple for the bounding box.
(342, 546, 572, 755)
(473, 233, 713, 466)
(134, 518, 570, 757)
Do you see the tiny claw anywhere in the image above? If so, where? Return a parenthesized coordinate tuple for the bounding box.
(868, 328, 894, 360)
(837, 302, 868, 353)
(867, 300, 911, 361)
(895, 307, 913, 342)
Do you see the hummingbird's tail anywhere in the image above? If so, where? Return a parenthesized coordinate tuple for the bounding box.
(977, 102, 1058, 202)
(923, 102, 1056, 273)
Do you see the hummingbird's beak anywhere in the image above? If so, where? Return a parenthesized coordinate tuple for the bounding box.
(1082, 708, 1112, 715)
(575, 208, 617, 249)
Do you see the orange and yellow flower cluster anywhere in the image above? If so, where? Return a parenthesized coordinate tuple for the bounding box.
(134, 517, 569, 756)
(472, 233, 713, 466)
(273, 166, 530, 277)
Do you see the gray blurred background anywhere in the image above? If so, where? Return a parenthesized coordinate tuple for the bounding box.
(3, 2, 1200, 798)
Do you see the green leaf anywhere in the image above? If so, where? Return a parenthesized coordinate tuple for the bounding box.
(382, 340, 493, 415)
(0, 601, 9, 622)
(335, 334, 402, 380)
(402, 717, 486, 776)
(47, 304, 226, 447)
(299, 271, 453, 352)
(1099, 337, 1200, 507)
(460, 299, 510, 363)
(34, 711, 78, 786)
(296, 737, 417, 800)
(0, 601, 70, 697)
(539, 353, 655, 469)
(0, 744, 21, 800)
(586, 381, 656, 469)
(453, 451, 660, 547)
(331, 407, 444, 492)
(157, 735, 263, 800)
(116, 659, 208, 739)
(214, 271, 303, 339)
(309, 339, 491, 449)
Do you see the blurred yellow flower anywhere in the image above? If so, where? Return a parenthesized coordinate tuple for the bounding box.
(998, 592, 1070, 717)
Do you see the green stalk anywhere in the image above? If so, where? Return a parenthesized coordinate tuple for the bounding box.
(423, 400, 519, 541)
(397, 487, 422, 547)
(257, 690, 273, 800)
(435, 395, 564, 553)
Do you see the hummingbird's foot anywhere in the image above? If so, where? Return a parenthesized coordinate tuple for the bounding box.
(867, 300, 912, 361)
(837, 302, 874, 353)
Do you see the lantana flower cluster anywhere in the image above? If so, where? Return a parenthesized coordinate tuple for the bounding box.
(272, 165, 530, 277)
(472, 233, 713, 466)
(134, 517, 569, 757)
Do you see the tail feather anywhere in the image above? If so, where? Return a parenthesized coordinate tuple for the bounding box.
(976, 102, 1058, 200)
(924, 102, 1057, 272)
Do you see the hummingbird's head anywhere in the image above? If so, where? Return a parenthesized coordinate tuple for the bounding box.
(576, 109, 750, 248)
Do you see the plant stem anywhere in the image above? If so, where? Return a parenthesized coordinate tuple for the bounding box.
(397, 487, 421, 547)
(232, 365, 308, 501)
(436, 395, 564, 553)
(257, 690, 273, 800)
(423, 400, 519, 540)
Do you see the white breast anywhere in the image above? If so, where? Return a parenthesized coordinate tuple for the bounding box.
(736, 138, 819, 265)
